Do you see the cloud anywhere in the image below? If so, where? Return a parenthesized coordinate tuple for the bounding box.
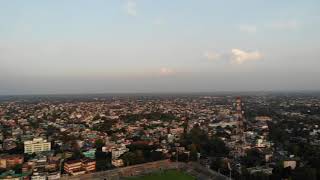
(159, 67, 175, 76)
(125, 0, 137, 16)
(239, 25, 257, 33)
(203, 51, 220, 61)
(231, 49, 262, 64)
(268, 20, 299, 30)
(203, 49, 262, 64)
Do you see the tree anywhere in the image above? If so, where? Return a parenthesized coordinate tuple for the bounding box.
(282, 166, 292, 179)
(189, 143, 198, 161)
(46, 125, 58, 137)
(241, 149, 263, 167)
(95, 150, 111, 171)
(292, 167, 317, 180)
(210, 157, 223, 171)
(95, 138, 111, 171)
(206, 137, 229, 157)
(181, 125, 229, 159)
(150, 151, 165, 161)
(95, 139, 105, 150)
(135, 150, 145, 163)
(70, 150, 84, 160)
(12, 164, 23, 174)
(251, 172, 270, 180)
(8, 142, 24, 154)
(189, 124, 208, 145)
(121, 152, 136, 166)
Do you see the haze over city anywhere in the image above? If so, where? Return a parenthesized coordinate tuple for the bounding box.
(1, 0, 320, 95)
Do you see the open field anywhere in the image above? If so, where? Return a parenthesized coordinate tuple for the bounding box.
(124, 169, 196, 180)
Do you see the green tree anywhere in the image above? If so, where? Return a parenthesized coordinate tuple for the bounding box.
(70, 150, 84, 160)
(292, 167, 317, 180)
(207, 137, 229, 157)
(12, 164, 23, 174)
(121, 152, 136, 166)
(210, 157, 222, 171)
(241, 149, 263, 167)
(95, 150, 111, 171)
(95, 139, 105, 150)
(189, 143, 198, 161)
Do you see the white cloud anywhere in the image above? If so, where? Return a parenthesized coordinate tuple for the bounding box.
(203, 51, 220, 61)
(239, 25, 257, 33)
(268, 20, 299, 30)
(231, 49, 262, 64)
(125, 0, 137, 16)
(159, 67, 175, 76)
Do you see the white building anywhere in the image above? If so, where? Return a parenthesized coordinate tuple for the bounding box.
(31, 172, 46, 180)
(111, 145, 129, 160)
(24, 138, 51, 154)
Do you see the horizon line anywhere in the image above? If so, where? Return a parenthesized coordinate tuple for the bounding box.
(1, 90, 320, 97)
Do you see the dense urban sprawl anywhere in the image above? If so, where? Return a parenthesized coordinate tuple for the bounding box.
(0, 93, 320, 179)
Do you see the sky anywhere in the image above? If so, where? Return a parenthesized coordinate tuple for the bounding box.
(1, 0, 320, 95)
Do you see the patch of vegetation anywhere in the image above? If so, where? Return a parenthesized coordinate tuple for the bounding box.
(124, 170, 196, 180)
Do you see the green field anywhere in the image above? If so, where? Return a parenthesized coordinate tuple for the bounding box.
(125, 170, 196, 180)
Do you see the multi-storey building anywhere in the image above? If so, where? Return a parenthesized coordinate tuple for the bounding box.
(0, 154, 24, 169)
(64, 160, 83, 175)
(24, 138, 51, 154)
(82, 159, 96, 172)
(64, 159, 96, 176)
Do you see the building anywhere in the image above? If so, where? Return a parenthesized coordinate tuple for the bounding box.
(255, 116, 272, 121)
(24, 138, 51, 154)
(47, 172, 61, 180)
(0, 154, 24, 169)
(0, 158, 5, 169)
(112, 159, 124, 167)
(83, 149, 96, 159)
(64, 160, 82, 175)
(283, 160, 297, 170)
(247, 166, 273, 175)
(31, 172, 47, 180)
(82, 159, 96, 172)
(22, 162, 34, 173)
(111, 145, 129, 160)
(64, 159, 96, 176)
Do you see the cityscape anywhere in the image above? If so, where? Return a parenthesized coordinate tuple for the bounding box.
(1, 0, 320, 180)
(0, 93, 320, 179)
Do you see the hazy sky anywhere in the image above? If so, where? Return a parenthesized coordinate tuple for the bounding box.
(1, 0, 320, 95)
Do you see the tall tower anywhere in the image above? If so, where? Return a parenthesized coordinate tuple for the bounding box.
(235, 97, 244, 133)
(235, 97, 246, 156)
